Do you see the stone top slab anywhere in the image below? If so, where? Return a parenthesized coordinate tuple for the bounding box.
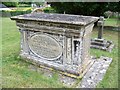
(11, 13, 99, 26)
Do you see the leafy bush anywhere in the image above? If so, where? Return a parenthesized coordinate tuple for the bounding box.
(2, 2, 18, 7)
(49, 2, 119, 16)
(104, 11, 119, 19)
(18, 2, 32, 5)
(11, 9, 32, 16)
(104, 11, 113, 18)
(18, 4, 31, 7)
(0, 8, 32, 17)
(43, 7, 56, 13)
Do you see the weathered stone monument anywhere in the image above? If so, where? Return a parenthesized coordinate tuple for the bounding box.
(11, 13, 98, 80)
(91, 16, 114, 52)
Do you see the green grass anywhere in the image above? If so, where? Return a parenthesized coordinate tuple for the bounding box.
(2, 17, 118, 88)
(2, 18, 64, 88)
(104, 18, 118, 27)
(91, 28, 118, 88)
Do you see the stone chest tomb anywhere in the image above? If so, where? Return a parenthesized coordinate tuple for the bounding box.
(11, 13, 98, 78)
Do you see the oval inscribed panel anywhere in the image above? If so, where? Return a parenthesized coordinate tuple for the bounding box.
(28, 34, 62, 60)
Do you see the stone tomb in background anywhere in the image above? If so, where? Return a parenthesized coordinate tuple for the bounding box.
(11, 13, 98, 78)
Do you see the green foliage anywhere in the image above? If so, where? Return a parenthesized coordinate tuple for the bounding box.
(2, 2, 18, 7)
(1, 8, 32, 17)
(10, 8, 32, 16)
(104, 11, 113, 18)
(107, 2, 119, 12)
(18, 2, 44, 7)
(43, 7, 56, 13)
(18, 4, 31, 7)
(18, 2, 32, 5)
(50, 2, 119, 16)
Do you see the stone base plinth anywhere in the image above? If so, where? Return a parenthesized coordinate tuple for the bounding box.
(91, 38, 114, 52)
(20, 54, 112, 88)
(20, 53, 95, 87)
(77, 56, 112, 88)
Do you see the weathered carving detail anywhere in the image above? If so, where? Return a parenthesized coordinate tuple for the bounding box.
(66, 38, 72, 64)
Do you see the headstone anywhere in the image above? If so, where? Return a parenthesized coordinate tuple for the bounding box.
(11, 13, 98, 79)
(97, 16, 104, 39)
(91, 16, 114, 52)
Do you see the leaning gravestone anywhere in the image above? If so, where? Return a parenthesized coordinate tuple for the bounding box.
(11, 13, 98, 86)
